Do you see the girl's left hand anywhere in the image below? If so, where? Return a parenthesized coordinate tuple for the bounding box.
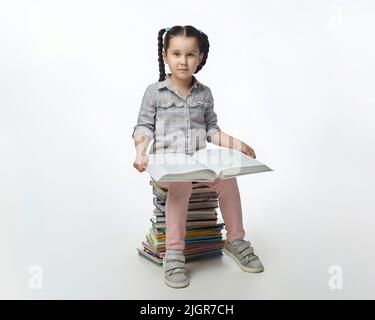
(240, 143, 256, 158)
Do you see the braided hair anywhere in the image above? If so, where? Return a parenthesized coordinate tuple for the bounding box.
(157, 25, 210, 82)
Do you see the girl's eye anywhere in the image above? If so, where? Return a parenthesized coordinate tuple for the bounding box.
(173, 53, 195, 56)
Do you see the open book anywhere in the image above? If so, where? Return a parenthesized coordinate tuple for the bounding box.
(146, 148, 273, 182)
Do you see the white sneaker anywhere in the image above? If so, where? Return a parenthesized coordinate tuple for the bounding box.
(163, 252, 189, 288)
(223, 240, 264, 273)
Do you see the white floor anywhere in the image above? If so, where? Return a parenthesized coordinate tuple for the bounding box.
(2, 171, 374, 300)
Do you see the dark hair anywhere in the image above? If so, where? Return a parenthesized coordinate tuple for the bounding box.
(157, 25, 210, 82)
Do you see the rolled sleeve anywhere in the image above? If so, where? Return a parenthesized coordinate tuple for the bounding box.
(132, 85, 156, 140)
(205, 90, 221, 142)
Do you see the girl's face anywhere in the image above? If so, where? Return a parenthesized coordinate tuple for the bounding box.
(163, 36, 204, 80)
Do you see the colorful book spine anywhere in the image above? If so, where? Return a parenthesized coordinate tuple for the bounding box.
(138, 180, 226, 265)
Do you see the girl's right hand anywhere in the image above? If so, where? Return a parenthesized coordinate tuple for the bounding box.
(133, 153, 149, 172)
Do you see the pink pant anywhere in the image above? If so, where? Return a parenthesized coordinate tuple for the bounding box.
(158, 177, 246, 250)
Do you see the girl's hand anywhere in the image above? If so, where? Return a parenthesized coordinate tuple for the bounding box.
(133, 153, 149, 172)
(240, 143, 256, 158)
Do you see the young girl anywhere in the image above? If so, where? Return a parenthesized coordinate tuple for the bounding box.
(132, 25, 264, 288)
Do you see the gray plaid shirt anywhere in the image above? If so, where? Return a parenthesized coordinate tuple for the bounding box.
(132, 73, 221, 155)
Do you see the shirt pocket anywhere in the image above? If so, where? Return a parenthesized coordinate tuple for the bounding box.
(189, 99, 210, 124)
(155, 99, 186, 129)
(157, 98, 185, 109)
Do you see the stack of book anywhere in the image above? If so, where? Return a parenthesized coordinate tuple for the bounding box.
(137, 179, 226, 265)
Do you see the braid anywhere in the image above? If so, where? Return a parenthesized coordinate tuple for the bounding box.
(195, 31, 209, 74)
(158, 28, 167, 82)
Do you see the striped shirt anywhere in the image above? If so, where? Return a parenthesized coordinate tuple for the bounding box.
(132, 73, 221, 155)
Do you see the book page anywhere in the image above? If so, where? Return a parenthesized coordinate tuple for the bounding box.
(192, 148, 272, 177)
(147, 153, 216, 181)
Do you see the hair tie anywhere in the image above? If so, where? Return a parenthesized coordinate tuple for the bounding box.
(165, 27, 171, 32)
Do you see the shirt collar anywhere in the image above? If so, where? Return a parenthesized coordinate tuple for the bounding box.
(157, 73, 200, 91)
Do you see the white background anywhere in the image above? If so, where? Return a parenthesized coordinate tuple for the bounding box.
(1, 0, 374, 299)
